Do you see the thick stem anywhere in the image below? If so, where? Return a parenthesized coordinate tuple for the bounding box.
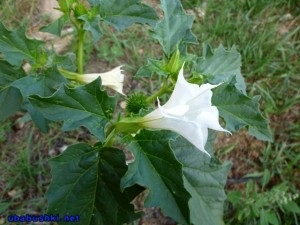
(77, 28, 85, 74)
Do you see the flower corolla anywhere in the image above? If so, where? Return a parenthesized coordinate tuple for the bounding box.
(142, 66, 230, 156)
(78, 66, 125, 95)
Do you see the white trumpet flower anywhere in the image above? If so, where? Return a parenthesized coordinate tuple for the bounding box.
(78, 66, 125, 95)
(142, 66, 230, 156)
(59, 66, 125, 95)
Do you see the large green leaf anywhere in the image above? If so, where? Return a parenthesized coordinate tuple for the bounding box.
(151, 0, 197, 57)
(47, 143, 143, 225)
(13, 69, 66, 98)
(195, 45, 246, 94)
(121, 130, 190, 225)
(29, 78, 116, 140)
(0, 61, 25, 120)
(170, 137, 231, 225)
(0, 22, 43, 67)
(12, 69, 67, 132)
(90, 0, 158, 30)
(212, 81, 273, 141)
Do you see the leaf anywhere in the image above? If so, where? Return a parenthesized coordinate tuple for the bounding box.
(0, 61, 25, 120)
(40, 16, 67, 36)
(58, 0, 76, 13)
(170, 136, 231, 225)
(0, 22, 43, 66)
(47, 143, 143, 225)
(46, 52, 76, 71)
(0, 86, 22, 120)
(151, 0, 197, 57)
(0, 61, 25, 86)
(79, 14, 103, 43)
(260, 209, 279, 225)
(195, 45, 246, 94)
(121, 130, 190, 225)
(29, 78, 116, 140)
(91, 0, 158, 30)
(283, 201, 300, 214)
(135, 58, 167, 77)
(12, 69, 67, 132)
(212, 81, 273, 141)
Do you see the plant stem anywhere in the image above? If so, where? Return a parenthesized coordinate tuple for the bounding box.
(103, 128, 116, 147)
(146, 80, 169, 103)
(77, 28, 85, 74)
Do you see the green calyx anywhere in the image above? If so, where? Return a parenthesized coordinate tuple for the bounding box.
(165, 47, 182, 75)
(58, 67, 81, 80)
(126, 93, 149, 114)
(115, 117, 144, 134)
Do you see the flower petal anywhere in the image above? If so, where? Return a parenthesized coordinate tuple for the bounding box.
(142, 64, 228, 156)
(82, 66, 125, 95)
(143, 116, 210, 156)
(197, 106, 230, 133)
(163, 66, 200, 109)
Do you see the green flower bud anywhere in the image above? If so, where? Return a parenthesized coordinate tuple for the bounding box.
(126, 93, 148, 114)
(165, 48, 182, 75)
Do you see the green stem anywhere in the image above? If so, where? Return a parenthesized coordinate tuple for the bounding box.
(103, 128, 116, 147)
(77, 28, 85, 74)
(146, 80, 169, 103)
(58, 67, 81, 79)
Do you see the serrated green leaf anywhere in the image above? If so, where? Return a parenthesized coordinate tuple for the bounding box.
(0, 61, 25, 120)
(12, 69, 67, 98)
(121, 130, 190, 225)
(0, 22, 43, 66)
(91, 0, 158, 30)
(151, 0, 197, 57)
(79, 14, 103, 42)
(170, 136, 231, 225)
(195, 45, 246, 94)
(47, 143, 143, 225)
(40, 16, 67, 36)
(212, 81, 273, 141)
(12, 69, 67, 132)
(29, 78, 116, 140)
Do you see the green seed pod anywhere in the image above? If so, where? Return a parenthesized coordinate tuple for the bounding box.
(126, 93, 148, 114)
